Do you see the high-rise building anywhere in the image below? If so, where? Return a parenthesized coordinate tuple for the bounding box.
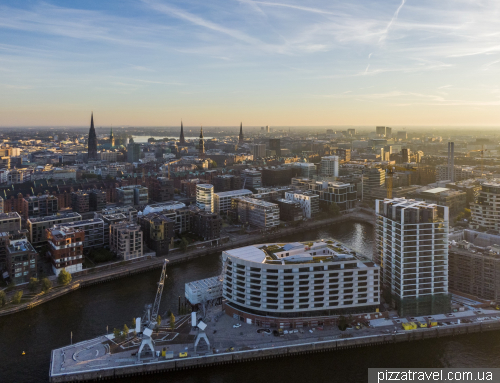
(269, 139, 281, 156)
(196, 184, 214, 213)
(363, 168, 385, 195)
(127, 142, 141, 163)
(401, 148, 411, 163)
(179, 120, 186, 145)
(375, 198, 451, 316)
(385, 127, 392, 138)
(397, 131, 407, 140)
(88, 112, 98, 161)
(447, 142, 455, 182)
(252, 144, 266, 159)
(320, 156, 339, 178)
(239, 122, 244, 145)
(376, 126, 386, 136)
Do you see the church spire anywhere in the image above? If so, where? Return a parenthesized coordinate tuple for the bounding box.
(239, 122, 244, 144)
(179, 120, 186, 144)
(199, 126, 205, 156)
(88, 112, 98, 161)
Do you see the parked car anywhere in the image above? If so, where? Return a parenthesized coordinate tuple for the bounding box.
(179, 352, 188, 358)
(233, 323, 242, 328)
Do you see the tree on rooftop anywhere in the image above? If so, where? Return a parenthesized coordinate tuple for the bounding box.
(57, 269, 72, 286)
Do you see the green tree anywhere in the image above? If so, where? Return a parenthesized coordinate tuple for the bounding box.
(123, 324, 129, 338)
(156, 315, 162, 327)
(180, 238, 189, 252)
(329, 203, 341, 216)
(113, 328, 121, 339)
(57, 269, 72, 286)
(338, 315, 347, 331)
(11, 290, 23, 304)
(0, 290, 6, 307)
(132, 318, 136, 328)
(28, 277, 39, 293)
(41, 278, 52, 293)
(169, 313, 176, 330)
(211, 160, 217, 168)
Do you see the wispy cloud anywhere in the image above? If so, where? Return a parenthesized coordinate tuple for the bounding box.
(379, 0, 406, 43)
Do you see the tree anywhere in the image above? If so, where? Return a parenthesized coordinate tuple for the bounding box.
(329, 203, 341, 217)
(132, 318, 136, 328)
(211, 160, 217, 168)
(180, 238, 189, 252)
(41, 278, 52, 293)
(170, 313, 176, 330)
(123, 324, 129, 338)
(156, 315, 162, 327)
(57, 269, 72, 286)
(113, 328, 121, 339)
(11, 290, 23, 304)
(0, 290, 6, 307)
(28, 277, 39, 293)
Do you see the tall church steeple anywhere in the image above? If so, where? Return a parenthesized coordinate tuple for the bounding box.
(179, 120, 186, 145)
(199, 126, 205, 156)
(88, 112, 98, 161)
(239, 122, 244, 144)
(109, 127, 115, 148)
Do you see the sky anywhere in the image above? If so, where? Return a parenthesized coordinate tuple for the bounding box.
(1, 0, 500, 127)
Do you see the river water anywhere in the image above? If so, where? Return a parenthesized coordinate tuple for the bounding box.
(1, 222, 499, 383)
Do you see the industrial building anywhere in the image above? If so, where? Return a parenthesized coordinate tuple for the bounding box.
(375, 198, 451, 316)
(221, 240, 380, 326)
(214, 189, 252, 215)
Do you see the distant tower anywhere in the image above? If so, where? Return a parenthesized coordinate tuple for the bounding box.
(109, 127, 115, 148)
(199, 126, 205, 156)
(88, 112, 98, 160)
(448, 142, 455, 182)
(179, 120, 186, 145)
(239, 122, 244, 145)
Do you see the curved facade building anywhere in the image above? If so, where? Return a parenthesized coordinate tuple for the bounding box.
(221, 240, 380, 325)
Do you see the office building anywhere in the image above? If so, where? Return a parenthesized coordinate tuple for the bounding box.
(309, 181, 357, 212)
(110, 222, 143, 260)
(293, 163, 316, 178)
(241, 170, 262, 189)
(418, 187, 467, 218)
(375, 198, 451, 316)
(397, 131, 407, 140)
(285, 191, 319, 218)
(320, 156, 339, 178)
(116, 185, 148, 206)
(134, 186, 149, 205)
(363, 168, 385, 195)
(149, 177, 174, 202)
(89, 189, 107, 212)
(214, 189, 253, 215)
(347, 128, 356, 136)
(46, 226, 84, 275)
(213, 175, 242, 193)
(436, 165, 474, 183)
(239, 122, 244, 145)
(221, 240, 380, 327)
(23, 195, 59, 219)
(196, 184, 214, 213)
(27, 212, 82, 247)
(231, 197, 280, 229)
(335, 148, 351, 162)
(127, 142, 141, 163)
(252, 144, 266, 159)
(138, 213, 174, 256)
(376, 126, 386, 136)
(262, 167, 293, 186)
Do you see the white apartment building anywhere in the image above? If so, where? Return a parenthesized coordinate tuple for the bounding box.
(214, 189, 252, 215)
(196, 184, 214, 213)
(471, 181, 500, 231)
(375, 198, 450, 316)
(320, 156, 339, 178)
(221, 240, 380, 323)
(110, 222, 144, 260)
(232, 197, 279, 229)
(285, 191, 319, 218)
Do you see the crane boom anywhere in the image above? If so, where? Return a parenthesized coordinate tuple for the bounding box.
(150, 259, 168, 325)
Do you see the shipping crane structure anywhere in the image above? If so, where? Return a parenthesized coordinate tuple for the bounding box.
(136, 259, 169, 360)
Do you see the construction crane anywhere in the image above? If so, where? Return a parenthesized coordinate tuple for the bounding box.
(166, 159, 181, 179)
(137, 259, 169, 359)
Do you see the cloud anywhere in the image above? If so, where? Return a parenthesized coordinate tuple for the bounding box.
(379, 0, 406, 43)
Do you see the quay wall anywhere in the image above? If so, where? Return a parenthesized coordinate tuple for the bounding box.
(50, 320, 500, 382)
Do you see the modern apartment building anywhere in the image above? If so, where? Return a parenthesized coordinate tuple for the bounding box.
(241, 170, 262, 189)
(27, 212, 82, 247)
(213, 175, 242, 193)
(276, 199, 303, 222)
(363, 168, 385, 195)
(221, 240, 380, 327)
(23, 194, 59, 219)
(285, 191, 319, 219)
(196, 184, 214, 213)
(307, 181, 357, 211)
(46, 226, 84, 275)
(214, 189, 253, 215)
(89, 189, 107, 211)
(0, 212, 22, 233)
(320, 156, 339, 178)
(109, 222, 143, 260)
(52, 218, 106, 250)
(192, 211, 222, 241)
(138, 213, 174, 256)
(375, 198, 451, 316)
(231, 197, 279, 229)
(149, 177, 174, 202)
(6, 233, 38, 284)
(471, 181, 500, 230)
(98, 206, 138, 222)
(71, 191, 90, 213)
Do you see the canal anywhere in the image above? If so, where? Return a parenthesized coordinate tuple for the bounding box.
(1, 221, 500, 382)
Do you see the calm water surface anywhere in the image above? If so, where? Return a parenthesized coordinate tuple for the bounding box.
(1, 222, 499, 383)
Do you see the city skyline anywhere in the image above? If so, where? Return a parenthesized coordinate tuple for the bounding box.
(2, 0, 500, 127)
